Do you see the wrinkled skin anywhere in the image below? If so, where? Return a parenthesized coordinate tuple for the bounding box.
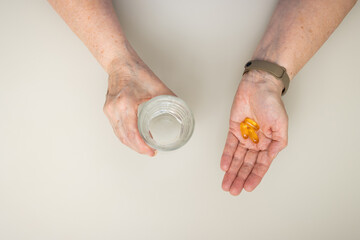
(103, 50, 174, 156)
(221, 70, 288, 195)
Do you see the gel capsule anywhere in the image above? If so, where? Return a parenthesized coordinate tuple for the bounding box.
(247, 127, 259, 144)
(244, 118, 259, 131)
(240, 122, 249, 139)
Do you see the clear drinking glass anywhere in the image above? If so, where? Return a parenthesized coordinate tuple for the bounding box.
(138, 95, 195, 151)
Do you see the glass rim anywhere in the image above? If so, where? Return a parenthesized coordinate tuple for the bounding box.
(138, 95, 195, 151)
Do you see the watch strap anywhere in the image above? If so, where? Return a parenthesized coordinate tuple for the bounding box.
(243, 60, 290, 95)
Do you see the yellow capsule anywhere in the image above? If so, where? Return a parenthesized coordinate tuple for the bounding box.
(240, 122, 249, 139)
(244, 118, 260, 131)
(247, 127, 259, 144)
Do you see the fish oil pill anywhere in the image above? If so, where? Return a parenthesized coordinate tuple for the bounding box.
(240, 117, 260, 144)
(244, 118, 259, 131)
(247, 127, 259, 144)
(240, 122, 249, 139)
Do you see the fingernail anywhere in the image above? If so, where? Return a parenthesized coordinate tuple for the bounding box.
(153, 150, 157, 157)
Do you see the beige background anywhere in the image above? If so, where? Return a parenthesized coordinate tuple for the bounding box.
(1, 1, 360, 239)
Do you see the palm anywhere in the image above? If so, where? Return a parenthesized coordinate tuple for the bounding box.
(221, 78, 288, 195)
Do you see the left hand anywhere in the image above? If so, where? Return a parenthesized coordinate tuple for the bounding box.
(221, 70, 288, 195)
(103, 52, 175, 157)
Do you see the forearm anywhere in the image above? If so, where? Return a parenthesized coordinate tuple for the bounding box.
(48, 0, 132, 73)
(253, 0, 357, 80)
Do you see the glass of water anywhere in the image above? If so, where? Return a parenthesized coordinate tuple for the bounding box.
(138, 95, 195, 151)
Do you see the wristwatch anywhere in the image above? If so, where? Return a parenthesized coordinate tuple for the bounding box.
(243, 60, 290, 95)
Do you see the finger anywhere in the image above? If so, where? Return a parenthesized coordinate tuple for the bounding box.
(243, 150, 272, 192)
(112, 119, 155, 157)
(268, 138, 288, 159)
(220, 132, 239, 171)
(268, 121, 288, 158)
(242, 126, 288, 191)
(222, 146, 247, 191)
(229, 150, 258, 196)
(121, 109, 156, 156)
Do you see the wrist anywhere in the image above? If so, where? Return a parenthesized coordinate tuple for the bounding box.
(242, 70, 284, 96)
(106, 40, 141, 75)
(106, 47, 172, 96)
(252, 44, 295, 80)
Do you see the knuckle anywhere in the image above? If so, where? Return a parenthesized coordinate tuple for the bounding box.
(115, 98, 128, 112)
(103, 103, 110, 114)
(113, 124, 127, 144)
(253, 166, 266, 177)
(118, 134, 127, 145)
(125, 130, 136, 141)
(221, 153, 231, 160)
(282, 138, 288, 148)
(248, 149, 258, 154)
(225, 141, 236, 148)
(103, 102, 113, 115)
(243, 162, 255, 169)
(103, 99, 131, 117)
(113, 123, 121, 132)
(138, 148, 150, 155)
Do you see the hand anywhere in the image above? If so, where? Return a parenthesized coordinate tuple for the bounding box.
(221, 70, 288, 195)
(103, 51, 175, 156)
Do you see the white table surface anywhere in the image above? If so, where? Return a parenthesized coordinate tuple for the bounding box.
(1, 1, 360, 239)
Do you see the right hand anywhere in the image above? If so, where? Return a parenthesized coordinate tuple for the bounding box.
(220, 70, 288, 195)
(103, 53, 175, 156)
